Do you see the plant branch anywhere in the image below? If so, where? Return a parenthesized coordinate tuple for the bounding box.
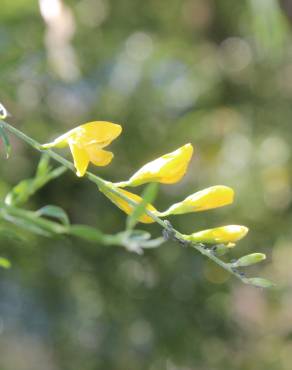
(0, 119, 253, 285)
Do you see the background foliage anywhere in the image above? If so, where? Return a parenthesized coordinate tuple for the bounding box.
(1, 0, 292, 369)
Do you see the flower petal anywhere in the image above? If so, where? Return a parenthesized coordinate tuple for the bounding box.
(99, 186, 157, 224)
(117, 143, 194, 187)
(86, 145, 114, 166)
(68, 140, 90, 177)
(41, 121, 122, 149)
(78, 121, 122, 147)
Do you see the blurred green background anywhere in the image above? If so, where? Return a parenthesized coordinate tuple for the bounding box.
(1, 0, 292, 369)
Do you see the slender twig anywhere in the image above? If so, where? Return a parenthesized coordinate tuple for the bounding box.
(0, 119, 251, 285)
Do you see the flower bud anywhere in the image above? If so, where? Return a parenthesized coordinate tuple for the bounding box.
(247, 277, 275, 288)
(116, 143, 194, 187)
(158, 185, 234, 216)
(99, 186, 157, 224)
(184, 225, 248, 244)
(233, 253, 266, 267)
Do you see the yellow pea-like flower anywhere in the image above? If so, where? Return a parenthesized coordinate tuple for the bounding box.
(183, 225, 248, 245)
(116, 143, 194, 187)
(99, 186, 157, 224)
(42, 121, 122, 177)
(157, 185, 234, 216)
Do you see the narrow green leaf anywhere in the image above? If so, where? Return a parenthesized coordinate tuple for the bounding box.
(43, 166, 67, 182)
(35, 155, 67, 183)
(119, 230, 164, 253)
(139, 237, 165, 249)
(126, 183, 158, 230)
(2, 203, 66, 236)
(4, 213, 54, 237)
(5, 155, 66, 206)
(36, 154, 51, 178)
(247, 277, 275, 289)
(36, 205, 70, 226)
(5, 179, 34, 205)
(0, 257, 11, 269)
(127, 230, 151, 241)
(68, 225, 105, 243)
(234, 253, 266, 267)
(0, 125, 11, 158)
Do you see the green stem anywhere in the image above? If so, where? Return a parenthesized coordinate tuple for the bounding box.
(0, 119, 251, 285)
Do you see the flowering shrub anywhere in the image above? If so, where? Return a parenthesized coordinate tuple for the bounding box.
(0, 104, 273, 287)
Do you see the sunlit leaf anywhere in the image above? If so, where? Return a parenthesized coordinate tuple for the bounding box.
(0, 257, 11, 269)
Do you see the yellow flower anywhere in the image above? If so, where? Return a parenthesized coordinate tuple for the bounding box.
(42, 121, 122, 177)
(99, 186, 157, 224)
(157, 185, 234, 216)
(184, 225, 248, 245)
(115, 143, 194, 187)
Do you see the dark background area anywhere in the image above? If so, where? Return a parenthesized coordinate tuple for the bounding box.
(1, 0, 292, 369)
